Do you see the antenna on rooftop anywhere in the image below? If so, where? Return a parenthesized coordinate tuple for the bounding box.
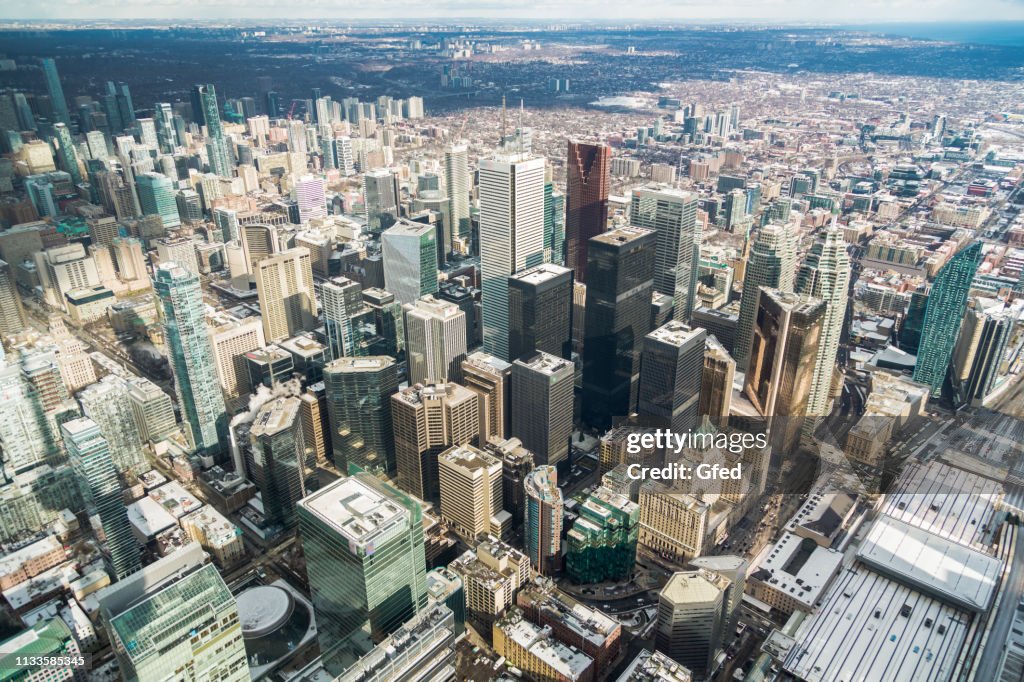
(518, 99, 525, 154)
(501, 94, 507, 147)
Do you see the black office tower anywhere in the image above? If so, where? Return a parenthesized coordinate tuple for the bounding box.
(508, 264, 573, 361)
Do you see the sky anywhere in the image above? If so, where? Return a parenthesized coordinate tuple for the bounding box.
(2, 0, 1024, 23)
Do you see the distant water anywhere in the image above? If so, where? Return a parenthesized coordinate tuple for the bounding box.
(853, 22, 1024, 47)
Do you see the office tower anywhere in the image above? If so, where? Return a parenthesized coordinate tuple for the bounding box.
(209, 315, 265, 410)
(323, 356, 398, 474)
(107, 81, 135, 132)
(299, 386, 330, 465)
(565, 141, 610, 282)
(336, 603, 456, 682)
(363, 168, 400, 233)
(155, 236, 199, 274)
(462, 351, 512, 442)
(744, 290, 825, 451)
(485, 436, 535, 530)
(734, 224, 797, 370)
(154, 263, 227, 456)
(952, 298, 1015, 407)
(544, 181, 566, 266)
(78, 376, 147, 477)
(699, 336, 734, 427)
(136, 171, 181, 229)
(319, 276, 368, 360)
(244, 345, 293, 390)
(99, 543, 249, 682)
(450, 539, 531, 637)
(425, 569, 465, 636)
(211, 206, 239, 243)
(581, 226, 656, 429)
(0, 259, 25, 336)
(255, 248, 317, 342)
(295, 173, 327, 223)
(137, 117, 159, 149)
(689, 554, 748, 638)
(796, 228, 851, 416)
(126, 376, 176, 443)
(441, 145, 471, 252)
(195, 84, 229, 176)
(565, 486, 640, 584)
(618, 649, 692, 682)
(523, 465, 563, 576)
(242, 222, 278, 271)
(0, 362, 63, 474)
(63, 417, 140, 579)
(53, 122, 82, 185)
(41, 58, 71, 126)
(404, 295, 467, 385)
(249, 396, 307, 528)
(362, 287, 406, 357)
(913, 242, 983, 396)
(638, 321, 706, 433)
(511, 351, 573, 467)
(382, 219, 439, 304)
(155, 102, 177, 152)
(391, 382, 479, 501)
(479, 153, 546, 360)
(631, 186, 701, 322)
(438, 443, 505, 539)
(655, 570, 729, 679)
(298, 473, 427, 676)
(508, 263, 573, 361)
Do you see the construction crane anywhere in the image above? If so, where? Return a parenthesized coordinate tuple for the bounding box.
(286, 100, 298, 120)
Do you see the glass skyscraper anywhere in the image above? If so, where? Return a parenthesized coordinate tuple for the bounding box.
(298, 472, 427, 676)
(41, 57, 71, 126)
(323, 356, 398, 474)
(913, 242, 983, 396)
(136, 172, 181, 229)
(154, 263, 227, 457)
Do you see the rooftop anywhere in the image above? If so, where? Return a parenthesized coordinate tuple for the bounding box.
(514, 351, 573, 376)
(749, 532, 843, 610)
(647, 320, 705, 348)
(661, 569, 731, 606)
(497, 609, 592, 680)
(511, 263, 572, 286)
(591, 225, 654, 246)
(438, 444, 501, 474)
(615, 649, 692, 682)
(324, 356, 394, 374)
(250, 396, 301, 438)
(298, 476, 409, 549)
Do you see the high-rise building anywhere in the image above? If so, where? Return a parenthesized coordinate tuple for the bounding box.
(249, 396, 307, 528)
(479, 153, 546, 360)
(363, 168, 400, 234)
(565, 486, 640, 584)
(319, 276, 370, 361)
(53, 122, 82, 185)
(41, 58, 71, 126)
(0, 617, 86, 682)
(126, 376, 176, 443)
(523, 465, 563, 576)
(0, 259, 25, 336)
(391, 382, 479, 502)
(734, 224, 797, 370)
(951, 297, 1015, 407)
(438, 443, 506, 540)
(508, 263, 573, 361)
(565, 141, 610, 282)
(255, 247, 317, 342)
(323, 356, 399, 475)
(631, 186, 701, 322)
(485, 436, 535, 531)
(298, 473, 427, 676)
(796, 228, 851, 416)
(294, 174, 327, 223)
(78, 376, 147, 478)
(638, 321, 706, 433)
(655, 570, 730, 679)
(444, 143, 472, 254)
(543, 181, 566, 266)
(404, 295, 467, 385)
(98, 543, 249, 682)
(136, 172, 181, 229)
(382, 219, 439, 304)
(512, 351, 574, 467)
(154, 263, 227, 456)
(581, 226, 656, 429)
(462, 352, 512, 442)
(913, 242, 983, 396)
(699, 336, 735, 427)
(155, 236, 199, 274)
(449, 538, 531, 637)
(209, 314, 265, 412)
(63, 417, 140, 579)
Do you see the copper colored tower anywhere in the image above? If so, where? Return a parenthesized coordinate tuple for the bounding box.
(565, 141, 610, 282)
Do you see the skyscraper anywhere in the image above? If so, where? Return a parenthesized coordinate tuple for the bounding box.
(53, 122, 82, 185)
(437, 443, 506, 540)
(41, 58, 71, 126)
(479, 153, 546, 360)
(462, 351, 512, 442)
(631, 186, 701, 322)
(382, 219, 439, 304)
(78, 376, 147, 478)
(655, 570, 730, 679)
(444, 143, 472, 254)
(136, 172, 181, 229)
(255, 247, 317, 342)
(195, 84, 230, 176)
(951, 297, 1015, 407)
(581, 226, 656, 429)
(913, 242, 983, 396)
(699, 335, 735, 427)
(363, 168, 400, 234)
(323, 356, 399, 474)
(796, 227, 851, 416)
(294, 174, 327, 223)
(63, 417, 140, 580)
(391, 382, 479, 501)
(298, 473, 427, 676)
(638, 321, 706, 433)
(508, 264, 573, 361)
(565, 141, 610, 282)
(249, 396, 307, 528)
(404, 295, 467, 385)
(0, 259, 26, 336)
(523, 465, 564, 576)
(154, 263, 227, 456)
(99, 543, 249, 682)
(734, 223, 798, 371)
(319, 276, 370, 360)
(511, 351, 574, 467)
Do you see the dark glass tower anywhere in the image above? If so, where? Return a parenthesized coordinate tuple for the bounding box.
(565, 141, 610, 282)
(508, 263, 573, 361)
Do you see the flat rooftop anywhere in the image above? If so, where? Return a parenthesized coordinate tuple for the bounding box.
(439, 444, 501, 473)
(324, 356, 394, 374)
(500, 614, 592, 679)
(615, 649, 693, 682)
(647, 320, 705, 347)
(511, 263, 572, 286)
(515, 351, 573, 376)
(591, 225, 654, 246)
(750, 532, 844, 610)
(856, 515, 1000, 613)
(661, 569, 730, 606)
(298, 476, 409, 549)
(250, 396, 301, 438)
